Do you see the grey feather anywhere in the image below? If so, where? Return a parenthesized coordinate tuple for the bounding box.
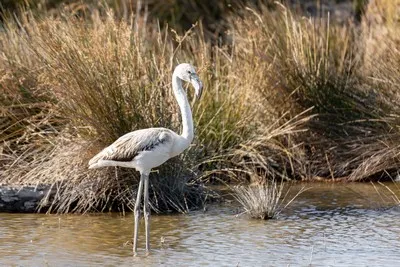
(89, 128, 173, 165)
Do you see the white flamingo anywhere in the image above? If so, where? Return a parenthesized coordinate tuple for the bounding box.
(88, 63, 203, 255)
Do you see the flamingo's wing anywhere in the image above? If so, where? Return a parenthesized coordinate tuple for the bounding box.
(88, 128, 173, 166)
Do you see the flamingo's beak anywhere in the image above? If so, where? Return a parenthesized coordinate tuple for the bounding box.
(191, 75, 203, 100)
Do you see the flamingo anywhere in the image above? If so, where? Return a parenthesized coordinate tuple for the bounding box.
(88, 63, 203, 255)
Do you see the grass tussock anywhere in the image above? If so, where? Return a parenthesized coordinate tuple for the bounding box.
(0, 10, 205, 213)
(0, 7, 253, 213)
(233, 177, 307, 220)
(1, 1, 400, 213)
(227, 3, 400, 182)
(234, 182, 284, 220)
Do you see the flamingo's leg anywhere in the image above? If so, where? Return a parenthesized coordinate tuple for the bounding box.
(143, 173, 151, 254)
(133, 173, 144, 255)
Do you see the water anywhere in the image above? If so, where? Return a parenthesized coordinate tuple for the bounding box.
(1, 183, 400, 266)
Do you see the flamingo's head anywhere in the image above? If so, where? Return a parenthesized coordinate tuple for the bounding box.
(174, 63, 203, 100)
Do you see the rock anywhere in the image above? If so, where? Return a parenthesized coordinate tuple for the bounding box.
(0, 185, 53, 212)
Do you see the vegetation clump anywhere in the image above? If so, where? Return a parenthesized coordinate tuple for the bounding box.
(233, 178, 306, 220)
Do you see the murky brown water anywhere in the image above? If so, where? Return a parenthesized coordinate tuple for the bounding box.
(1, 183, 400, 266)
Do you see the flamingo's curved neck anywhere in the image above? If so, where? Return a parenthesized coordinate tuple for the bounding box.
(172, 73, 194, 143)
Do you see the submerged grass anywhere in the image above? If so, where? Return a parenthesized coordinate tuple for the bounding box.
(1, 1, 400, 213)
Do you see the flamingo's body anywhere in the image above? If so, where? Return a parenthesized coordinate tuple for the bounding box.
(89, 128, 183, 172)
(88, 63, 203, 255)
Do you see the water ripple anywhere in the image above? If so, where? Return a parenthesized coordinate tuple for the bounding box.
(1, 183, 400, 266)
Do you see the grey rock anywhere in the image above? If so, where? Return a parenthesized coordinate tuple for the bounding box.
(0, 185, 53, 212)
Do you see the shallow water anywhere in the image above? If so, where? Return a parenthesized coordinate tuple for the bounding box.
(1, 183, 400, 266)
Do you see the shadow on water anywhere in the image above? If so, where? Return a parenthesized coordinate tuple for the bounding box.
(1, 183, 400, 266)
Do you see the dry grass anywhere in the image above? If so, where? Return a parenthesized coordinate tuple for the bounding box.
(227, 3, 400, 182)
(233, 177, 307, 219)
(1, 1, 400, 213)
(0, 10, 210, 213)
(0, 7, 254, 213)
(234, 182, 284, 220)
